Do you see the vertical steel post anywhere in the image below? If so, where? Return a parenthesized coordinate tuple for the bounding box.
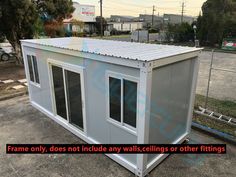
(181, 2, 185, 23)
(100, 0, 103, 37)
(152, 5, 155, 28)
(204, 49, 214, 108)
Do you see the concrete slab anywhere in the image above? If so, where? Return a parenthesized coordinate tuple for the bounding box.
(12, 85, 25, 90)
(0, 96, 235, 177)
(1, 79, 14, 84)
(197, 51, 236, 102)
(18, 79, 27, 83)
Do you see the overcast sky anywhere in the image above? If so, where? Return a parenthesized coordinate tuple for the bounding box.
(74, 0, 206, 17)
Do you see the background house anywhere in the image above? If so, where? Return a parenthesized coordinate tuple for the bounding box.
(106, 15, 143, 33)
(138, 14, 163, 29)
(63, 2, 96, 35)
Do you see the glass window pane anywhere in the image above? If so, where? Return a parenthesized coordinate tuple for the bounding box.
(32, 56, 40, 84)
(27, 55, 34, 82)
(51, 65, 67, 120)
(109, 77, 121, 122)
(65, 70, 83, 130)
(123, 80, 137, 128)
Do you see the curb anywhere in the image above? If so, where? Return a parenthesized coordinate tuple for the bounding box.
(203, 48, 236, 54)
(192, 122, 236, 145)
(0, 91, 28, 102)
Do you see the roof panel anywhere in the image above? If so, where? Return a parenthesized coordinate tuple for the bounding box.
(21, 37, 202, 61)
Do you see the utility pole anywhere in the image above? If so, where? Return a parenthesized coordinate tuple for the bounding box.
(152, 5, 156, 28)
(181, 2, 185, 23)
(100, 0, 103, 37)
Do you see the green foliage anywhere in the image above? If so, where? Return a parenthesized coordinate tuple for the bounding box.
(0, 0, 38, 41)
(34, 0, 74, 22)
(95, 16, 107, 35)
(166, 23, 194, 43)
(197, 0, 236, 46)
(0, 0, 74, 63)
(34, 17, 45, 38)
(0, 32, 5, 42)
(0, 0, 38, 63)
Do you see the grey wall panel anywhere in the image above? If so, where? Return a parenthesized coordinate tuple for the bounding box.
(23, 46, 139, 165)
(24, 47, 84, 113)
(109, 124, 137, 164)
(84, 59, 139, 165)
(148, 58, 195, 163)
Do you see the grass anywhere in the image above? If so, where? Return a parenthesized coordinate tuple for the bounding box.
(193, 114, 236, 136)
(193, 94, 236, 136)
(195, 94, 236, 118)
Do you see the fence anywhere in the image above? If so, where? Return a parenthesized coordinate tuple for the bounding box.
(204, 50, 236, 108)
(194, 49, 236, 132)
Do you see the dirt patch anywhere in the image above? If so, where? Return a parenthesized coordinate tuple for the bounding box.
(0, 62, 27, 98)
(0, 62, 25, 81)
(0, 82, 27, 98)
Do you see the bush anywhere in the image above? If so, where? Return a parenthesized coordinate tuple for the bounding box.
(109, 28, 131, 36)
(72, 32, 86, 37)
(44, 21, 65, 38)
(149, 28, 160, 33)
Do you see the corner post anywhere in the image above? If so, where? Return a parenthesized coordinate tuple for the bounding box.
(136, 62, 153, 177)
(186, 57, 200, 133)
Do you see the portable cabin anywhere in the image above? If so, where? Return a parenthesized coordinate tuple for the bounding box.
(21, 37, 201, 177)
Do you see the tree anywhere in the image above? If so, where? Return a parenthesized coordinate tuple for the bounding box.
(95, 16, 107, 35)
(166, 23, 194, 43)
(0, 0, 38, 63)
(34, 0, 74, 22)
(197, 0, 236, 46)
(0, 32, 5, 42)
(0, 0, 74, 64)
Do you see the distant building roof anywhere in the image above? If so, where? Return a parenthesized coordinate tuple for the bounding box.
(163, 14, 194, 24)
(109, 15, 137, 22)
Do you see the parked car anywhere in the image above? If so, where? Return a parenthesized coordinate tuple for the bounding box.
(0, 42, 15, 61)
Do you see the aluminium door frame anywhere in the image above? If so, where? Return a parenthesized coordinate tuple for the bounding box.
(47, 58, 87, 135)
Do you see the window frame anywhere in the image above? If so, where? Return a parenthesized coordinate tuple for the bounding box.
(106, 71, 139, 135)
(26, 54, 40, 87)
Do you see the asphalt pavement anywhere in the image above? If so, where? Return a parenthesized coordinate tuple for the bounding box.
(0, 96, 235, 177)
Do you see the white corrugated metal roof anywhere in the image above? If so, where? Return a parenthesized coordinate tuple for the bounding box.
(21, 37, 202, 62)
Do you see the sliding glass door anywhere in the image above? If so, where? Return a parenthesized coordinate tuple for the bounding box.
(51, 65, 67, 120)
(65, 70, 83, 130)
(51, 64, 84, 131)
